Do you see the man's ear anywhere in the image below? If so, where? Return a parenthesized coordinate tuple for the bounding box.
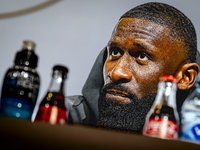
(175, 63, 199, 90)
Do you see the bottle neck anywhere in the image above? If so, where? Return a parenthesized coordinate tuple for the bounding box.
(48, 70, 66, 94)
(14, 50, 38, 68)
(155, 81, 177, 109)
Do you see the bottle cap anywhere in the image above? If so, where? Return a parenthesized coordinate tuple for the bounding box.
(53, 65, 68, 73)
(52, 65, 69, 79)
(14, 40, 38, 68)
(159, 75, 177, 84)
(22, 40, 36, 51)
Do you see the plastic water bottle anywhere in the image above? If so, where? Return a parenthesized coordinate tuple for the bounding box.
(0, 41, 40, 120)
(180, 73, 200, 143)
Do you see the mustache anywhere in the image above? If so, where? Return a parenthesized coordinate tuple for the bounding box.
(101, 82, 135, 99)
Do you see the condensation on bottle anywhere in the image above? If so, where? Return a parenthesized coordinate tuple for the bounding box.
(180, 73, 200, 143)
(0, 40, 40, 120)
(35, 65, 68, 125)
(143, 75, 179, 140)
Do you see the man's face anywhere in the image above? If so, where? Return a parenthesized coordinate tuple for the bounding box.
(103, 18, 186, 104)
(97, 18, 186, 132)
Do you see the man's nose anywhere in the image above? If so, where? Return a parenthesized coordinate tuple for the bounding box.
(109, 59, 132, 83)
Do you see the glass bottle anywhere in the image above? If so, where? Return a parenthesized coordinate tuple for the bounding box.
(0, 41, 40, 120)
(35, 65, 68, 125)
(180, 73, 200, 143)
(143, 75, 179, 139)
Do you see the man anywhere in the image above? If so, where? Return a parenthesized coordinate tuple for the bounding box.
(66, 2, 199, 133)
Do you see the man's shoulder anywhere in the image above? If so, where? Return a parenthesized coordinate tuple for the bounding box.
(65, 95, 97, 125)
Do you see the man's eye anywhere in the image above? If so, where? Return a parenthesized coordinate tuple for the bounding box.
(136, 52, 151, 63)
(112, 50, 121, 56)
(138, 53, 148, 60)
(109, 48, 123, 60)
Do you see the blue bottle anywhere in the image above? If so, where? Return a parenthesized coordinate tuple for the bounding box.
(0, 41, 40, 120)
(180, 73, 200, 143)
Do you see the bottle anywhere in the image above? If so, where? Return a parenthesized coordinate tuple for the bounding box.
(0, 41, 40, 120)
(35, 65, 68, 125)
(180, 73, 200, 143)
(143, 75, 179, 139)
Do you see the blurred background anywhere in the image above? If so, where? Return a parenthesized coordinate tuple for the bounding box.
(0, 0, 199, 112)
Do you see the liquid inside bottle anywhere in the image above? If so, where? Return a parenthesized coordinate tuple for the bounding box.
(144, 104, 178, 139)
(35, 92, 66, 125)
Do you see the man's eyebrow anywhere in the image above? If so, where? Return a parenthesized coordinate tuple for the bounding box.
(107, 41, 118, 47)
(108, 41, 154, 52)
(133, 42, 154, 52)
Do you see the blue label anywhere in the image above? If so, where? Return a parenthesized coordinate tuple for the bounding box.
(192, 124, 200, 140)
(0, 97, 34, 119)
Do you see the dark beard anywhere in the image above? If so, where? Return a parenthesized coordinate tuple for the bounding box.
(96, 83, 156, 133)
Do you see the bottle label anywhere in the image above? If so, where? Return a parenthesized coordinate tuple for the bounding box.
(0, 97, 34, 119)
(36, 105, 67, 125)
(144, 118, 178, 139)
(1, 67, 40, 104)
(181, 122, 200, 142)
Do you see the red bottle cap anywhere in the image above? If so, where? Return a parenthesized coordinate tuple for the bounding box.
(159, 75, 178, 84)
